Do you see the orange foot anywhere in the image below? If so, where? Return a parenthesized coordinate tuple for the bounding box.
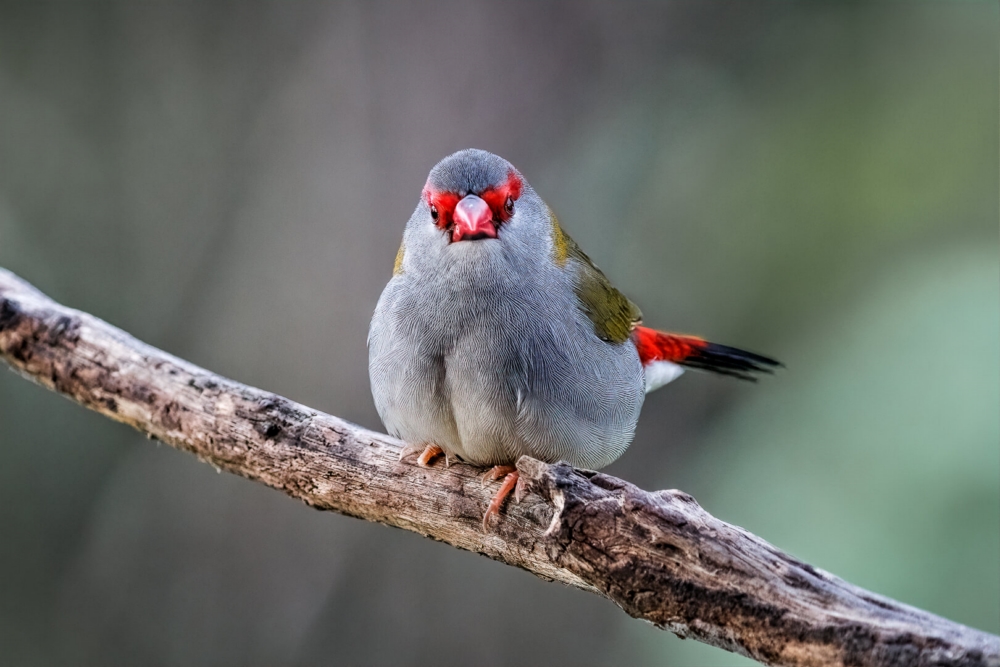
(417, 444, 444, 467)
(399, 443, 447, 467)
(482, 465, 529, 532)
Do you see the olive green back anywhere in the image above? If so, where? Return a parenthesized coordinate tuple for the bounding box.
(551, 214, 641, 344)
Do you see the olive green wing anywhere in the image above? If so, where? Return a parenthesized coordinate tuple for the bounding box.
(552, 217, 642, 344)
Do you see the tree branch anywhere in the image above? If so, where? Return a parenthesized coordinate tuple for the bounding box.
(1, 266, 996, 667)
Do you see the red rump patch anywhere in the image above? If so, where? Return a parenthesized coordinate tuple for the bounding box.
(631, 325, 782, 381)
(632, 326, 706, 366)
(423, 170, 523, 231)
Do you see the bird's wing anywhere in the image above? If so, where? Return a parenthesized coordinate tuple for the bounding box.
(551, 215, 780, 390)
(557, 224, 642, 345)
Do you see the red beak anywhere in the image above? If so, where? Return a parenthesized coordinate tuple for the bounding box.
(451, 195, 497, 242)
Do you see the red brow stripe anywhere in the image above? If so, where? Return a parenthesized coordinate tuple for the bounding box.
(422, 187, 460, 230)
(631, 325, 781, 382)
(424, 171, 522, 228)
(479, 171, 523, 223)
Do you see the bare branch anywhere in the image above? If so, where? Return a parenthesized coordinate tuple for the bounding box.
(1, 266, 996, 667)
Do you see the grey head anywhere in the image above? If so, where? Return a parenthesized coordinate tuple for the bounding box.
(396, 149, 554, 282)
(425, 148, 518, 198)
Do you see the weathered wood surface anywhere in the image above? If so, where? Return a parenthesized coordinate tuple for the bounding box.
(1, 266, 997, 667)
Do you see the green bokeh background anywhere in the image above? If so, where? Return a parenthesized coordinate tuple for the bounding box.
(0, 3, 996, 665)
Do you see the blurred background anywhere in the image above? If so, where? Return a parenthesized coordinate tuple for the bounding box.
(0, 2, 997, 665)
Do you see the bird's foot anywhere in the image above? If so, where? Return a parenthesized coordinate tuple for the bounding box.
(416, 444, 444, 467)
(481, 464, 516, 486)
(399, 443, 446, 467)
(398, 442, 424, 462)
(482, 467, 528, 532)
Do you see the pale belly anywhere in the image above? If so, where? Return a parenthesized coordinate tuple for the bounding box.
(369, 296, 645, 469)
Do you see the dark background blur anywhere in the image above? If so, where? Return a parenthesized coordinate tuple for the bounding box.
(1, 2, 997, 665)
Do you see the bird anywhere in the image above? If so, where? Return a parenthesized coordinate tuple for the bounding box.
(368, 149, 779, 530)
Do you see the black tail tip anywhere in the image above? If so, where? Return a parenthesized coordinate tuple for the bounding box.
(681, 342, 782, 382)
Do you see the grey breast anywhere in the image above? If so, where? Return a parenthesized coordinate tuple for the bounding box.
(369, 236, 644, 470)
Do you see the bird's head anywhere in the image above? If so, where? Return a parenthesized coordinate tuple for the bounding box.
(421, 149, 525, 243)
(395, 149, 559, 284)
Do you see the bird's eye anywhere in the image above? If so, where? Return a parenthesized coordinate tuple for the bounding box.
(504, 196, 514, 216)
(430, 205, 439, 221)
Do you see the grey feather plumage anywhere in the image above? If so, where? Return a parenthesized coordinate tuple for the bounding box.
(368, 149, 645, 469)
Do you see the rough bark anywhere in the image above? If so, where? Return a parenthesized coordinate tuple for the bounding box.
(1, 266, 997, 667)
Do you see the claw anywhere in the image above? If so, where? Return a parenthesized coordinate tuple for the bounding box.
(398, 442, 426, 462)
(483, 471, 519, 532)
(416, 444, 444, 468)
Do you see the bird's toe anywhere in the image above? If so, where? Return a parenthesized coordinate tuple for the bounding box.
(483, 470, 519, 532)
(416, 444, 445, 467)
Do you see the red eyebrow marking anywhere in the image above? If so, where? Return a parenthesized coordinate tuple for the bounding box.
(479, 171, 522, 223)
(422, 170, 523, 231)
(422, 186, 460, 230)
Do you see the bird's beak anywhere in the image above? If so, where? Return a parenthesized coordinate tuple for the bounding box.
(451, 194, 497, 242)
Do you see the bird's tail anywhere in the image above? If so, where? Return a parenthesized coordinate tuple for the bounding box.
(632, 325, 781, 392)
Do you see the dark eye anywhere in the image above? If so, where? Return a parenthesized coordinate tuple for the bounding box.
(430, 205, 439, 221)
(504, 196, 514, 216)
